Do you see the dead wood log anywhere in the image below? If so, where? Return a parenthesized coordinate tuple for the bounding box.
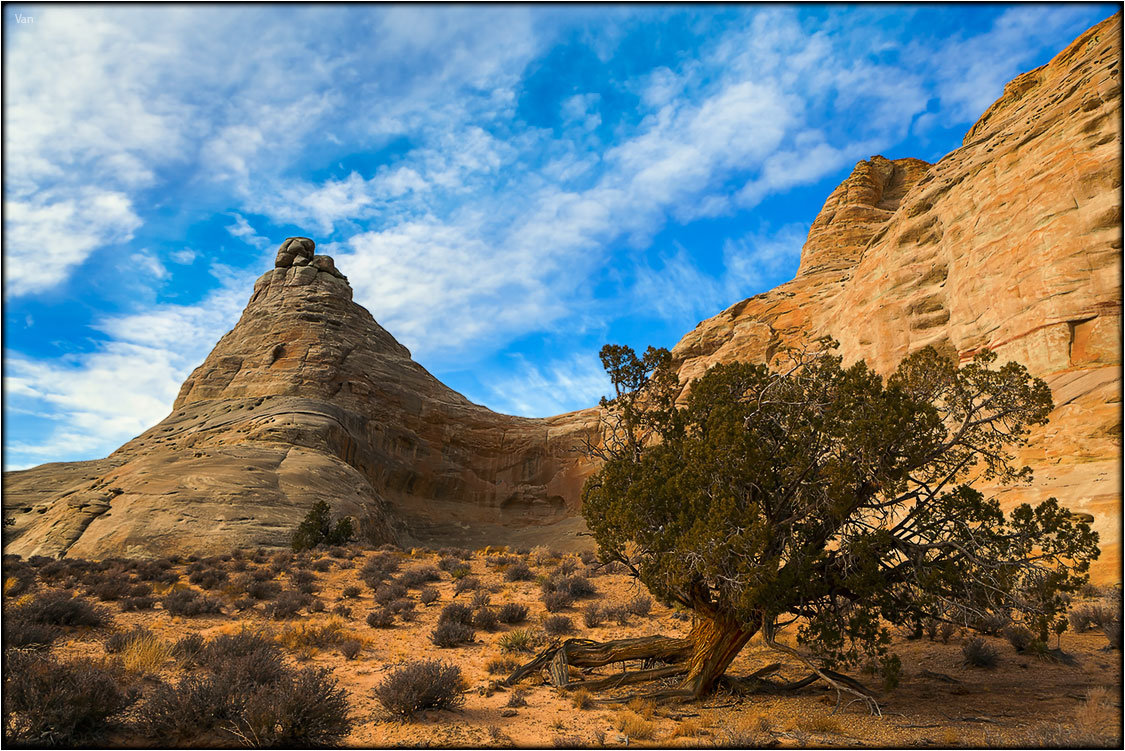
(503, 635, 692, 688)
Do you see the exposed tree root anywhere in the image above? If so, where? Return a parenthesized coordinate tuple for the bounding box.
(761, 621, 882, 716)
(504, 628, 881, 716)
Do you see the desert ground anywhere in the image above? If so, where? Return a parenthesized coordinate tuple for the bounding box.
(4, 543, 1121, 748)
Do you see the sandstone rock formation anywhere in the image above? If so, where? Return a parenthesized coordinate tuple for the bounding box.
(3, 248, 601, 558)
(3, 15, 1120, 580)
(670, 14, 1122, 581)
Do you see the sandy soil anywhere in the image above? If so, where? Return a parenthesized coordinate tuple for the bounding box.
(16, 545, 1123, 748)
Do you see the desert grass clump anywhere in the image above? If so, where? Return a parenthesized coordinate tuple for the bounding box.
(373, 659, 467, 718)
(277, 619, 349, 652)
(120, 595, 157, 612)
(3, 650, 138, 746)
(602, 604, 631, 625)
(197, 629, 286, 685)
(962, 637, 1000, 668)
(499, 627, 537, 653)
(419, 586, 440, 605)
(487, 655, 521, 675)
(341, 584, 362, 600)
(544, 614, 575, 636)
(497, 602, 528, 624)
(470, 590, 492, 610)
(570, 688, 594, 709)
(615, 710, 656, 740)
(119, 631, 173, 675)
(1069, 603, 1116, 633)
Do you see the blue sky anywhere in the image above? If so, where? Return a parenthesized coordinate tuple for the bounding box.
(3, 2, 1117, 470)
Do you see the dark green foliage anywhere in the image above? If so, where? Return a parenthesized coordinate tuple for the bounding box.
(17, 590, 111, 628)
(291, 500, 355, 552)
(583, 341, 1099, 685)
(962, 637, 1000, 668)
(498, 602, 528, 624)
(162, 588, 223, 616)
(373, 660, 466, 718)
(4, 651, 137, 745)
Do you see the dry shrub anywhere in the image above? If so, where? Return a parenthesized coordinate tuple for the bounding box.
(367, 608, 395, 628)
(340, 639, 362, 660)
(171, 633, 205, 667)
(800, 714, 843, 734)
(497, 602, 528, 624)
(542, 590, 573, 612)
(431, 619, 475, 647)
(277, 618, 350, 651)
(504, 560, 534, 582)
(627, 594, 652, 616)
(506, 688, 528, 707)
(4, 650, 137, 746)
(719, 713, 774, 746)
(162, 588, 223, 617)
(544, 614, 575, 636)
(419, 586, 440, 604)
(626, 697, 654, 719)
(17, 590, 111, 628)
(962, 637, 999, 668)
(373, 659, 466, 718)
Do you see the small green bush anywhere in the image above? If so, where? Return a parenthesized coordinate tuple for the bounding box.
(291, 500, 355, 552)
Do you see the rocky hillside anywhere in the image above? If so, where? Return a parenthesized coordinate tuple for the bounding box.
(4, 14, 1120, 578)
(3, 238, 600, 558)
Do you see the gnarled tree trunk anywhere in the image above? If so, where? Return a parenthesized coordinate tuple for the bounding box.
(679, 613, 759, 697)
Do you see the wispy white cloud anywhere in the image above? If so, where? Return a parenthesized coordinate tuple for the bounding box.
(484, 354, 611, 417)
(3, 272, 252, 469)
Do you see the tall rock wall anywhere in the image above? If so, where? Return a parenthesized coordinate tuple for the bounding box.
(670, 14, 1122, 580)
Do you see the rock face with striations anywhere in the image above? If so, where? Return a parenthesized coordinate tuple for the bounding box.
(671, 14, 1122, 581)
(3, 15, 1120, 580)
(3, 238, 601, 558)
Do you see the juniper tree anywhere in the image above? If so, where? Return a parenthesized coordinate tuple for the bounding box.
(508, 340, 1098, 706)
(291, 501, 354, 552)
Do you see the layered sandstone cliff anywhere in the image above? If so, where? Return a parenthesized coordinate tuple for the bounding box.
(3, 14, 1120, 578)
(671, 14, 1122, 580)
